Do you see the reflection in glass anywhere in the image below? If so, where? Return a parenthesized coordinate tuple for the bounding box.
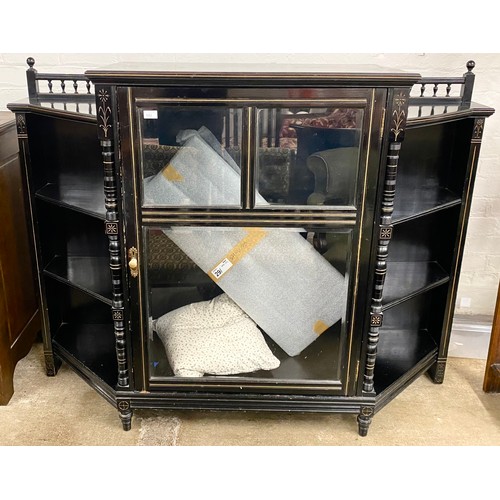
(140, 106, 243, 207)
(256, 107, 363, 207)
(145, 226, 352, 383)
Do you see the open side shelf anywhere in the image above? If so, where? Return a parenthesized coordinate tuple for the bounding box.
(44, 278, 117, 388)
(374, 327, 438, 393)
(44, 255, 112, 305)
(392, 184, 462, 224)
(36, 200, 109, 270)
(53, 323, 117, 388)
(35, 182, 105, 220)
(374, 284, 448, 394)
(382, 261, 450, 310)
(393, 118, 473, 226)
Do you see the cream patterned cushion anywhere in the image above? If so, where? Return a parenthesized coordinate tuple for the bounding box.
(154, 293, 280, 377)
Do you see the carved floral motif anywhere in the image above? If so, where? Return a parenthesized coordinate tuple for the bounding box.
(391, 92, 407, 141)
(16, 114, 27, 134)
(98, 88, 112, 138)
(473, 118, 484, 140)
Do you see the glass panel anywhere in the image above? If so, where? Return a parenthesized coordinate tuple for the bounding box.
(139, 106, 243, 208)
(255, 107, 363, 207)
(144, 225, 352, 384)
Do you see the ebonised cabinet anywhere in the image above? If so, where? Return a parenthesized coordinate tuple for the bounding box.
(8, 59, 494, 435)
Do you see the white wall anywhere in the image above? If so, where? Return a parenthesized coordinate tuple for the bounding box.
(1, 53, 499, 317)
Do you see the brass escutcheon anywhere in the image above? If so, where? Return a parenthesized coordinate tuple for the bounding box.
(128, 247, 138, 277)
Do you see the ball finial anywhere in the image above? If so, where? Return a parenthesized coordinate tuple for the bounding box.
(27, 57, 35, 69)
(466, 60, 475, 72)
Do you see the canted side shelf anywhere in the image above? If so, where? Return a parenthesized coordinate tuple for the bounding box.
(374, 327, 438, 393)
(44, 277, 117, 387)
(382, 206, 459, 311)
(44, 255, 112, 305)
(392, 184, 462, 224)
(35, 182, 106, 220)
(382, 261, 450, 310)
(375, 284, 448, 394)
(53, 323, 117, 388)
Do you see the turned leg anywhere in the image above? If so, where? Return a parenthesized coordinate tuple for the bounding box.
(357, 406, 374, 436)
(428, 359, 446, 384)
(117, 400, 133, 431)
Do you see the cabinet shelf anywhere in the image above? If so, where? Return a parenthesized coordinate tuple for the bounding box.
(35, 182, 106, 220)
(374, 328, 438, 393)
(149, 320, 343, 384)
(44, 255, 112, 305)
(392, 185, 462, 225)
(382, 261, 450, 310)
(53, 322, 117, 388)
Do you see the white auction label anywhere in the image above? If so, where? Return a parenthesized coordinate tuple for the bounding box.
(211, 258, 233, 280)
(143, 110, 158, 119)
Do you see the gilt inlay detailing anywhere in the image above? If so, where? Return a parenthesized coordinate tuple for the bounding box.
(357, 406, 374, 437)
(361, 406, 374, 417)
(96, 87, 128, 388)
(379, 226, 393, 240)
(391, 91, 407, 141)
(16, 114, 27, 135)
(363, 89, 410, 394)
(473, 118, 484, 141)
(105, 221, 119, 235)
(112, 309, 124, 321)
(117, 400, 130, 411)
(98, 88, 112, 139)
(370, 313, 383, 327)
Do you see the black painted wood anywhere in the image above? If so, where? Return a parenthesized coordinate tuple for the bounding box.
(26, 57, 93, 102)
(382, 261, 450, 309)
(8, 60, 495, 437)
(44, 255, 112, 305)
(53, 322, 117, 387)
(35, 182, 106, 220)
(361, 88, 411, 407)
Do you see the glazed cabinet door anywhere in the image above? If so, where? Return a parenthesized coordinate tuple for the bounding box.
(118, 86, 386, 397)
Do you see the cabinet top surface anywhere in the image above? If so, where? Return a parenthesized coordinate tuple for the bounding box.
(85, 62, 421, 86)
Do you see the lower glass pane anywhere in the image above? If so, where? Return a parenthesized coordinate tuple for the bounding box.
(145, 226, 352, 384)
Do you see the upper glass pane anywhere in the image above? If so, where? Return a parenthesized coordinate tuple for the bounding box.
(139, 105, 243, 208)
(255, 107, 363, 207)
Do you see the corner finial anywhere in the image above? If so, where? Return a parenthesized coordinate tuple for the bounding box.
(27, 57, 35, 69)
(466, 60, 475, 73)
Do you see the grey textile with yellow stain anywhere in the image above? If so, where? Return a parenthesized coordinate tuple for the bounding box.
(143, 131, 241, 207)
(165, 226, 346, 356)
(143, 129, 346, 356)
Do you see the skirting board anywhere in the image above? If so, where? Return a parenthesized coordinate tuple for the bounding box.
(449, 314, 493, 359)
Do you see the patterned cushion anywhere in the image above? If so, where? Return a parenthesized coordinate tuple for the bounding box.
(154, 293, 280, 377)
